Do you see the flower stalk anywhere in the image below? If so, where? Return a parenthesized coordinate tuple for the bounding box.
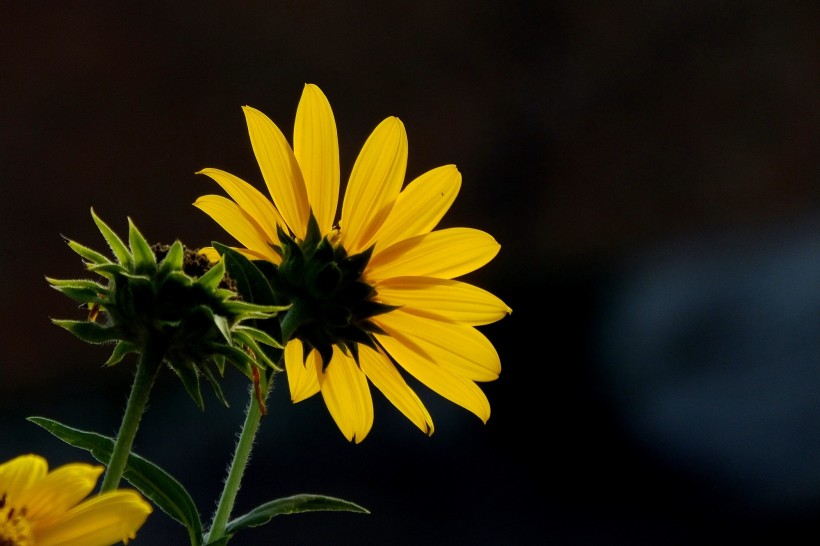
(100, 340, 164, 492)
(206, 374, 272, 544)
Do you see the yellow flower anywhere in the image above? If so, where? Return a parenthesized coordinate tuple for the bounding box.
(195, 84, 511, 442)
(0, 454, 151, 546)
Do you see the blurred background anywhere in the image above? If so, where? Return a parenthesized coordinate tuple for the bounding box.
(2, 2, 820, 545)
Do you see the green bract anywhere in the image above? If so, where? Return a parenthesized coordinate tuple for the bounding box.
(48, 208, 288, 409)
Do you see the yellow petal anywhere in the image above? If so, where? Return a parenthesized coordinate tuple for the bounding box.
(17, 463, 102, 521)
(284, 339, 320, 402)
(0, 454, 47, 504)
(374, 276, 511, 325)
(367, 227, 500, 281)
(375, 333, 491, 423)
(373, 309, 500, 382)
(197, 245, 272, 264)
(358, 344, 434, 436)
(317, 347, 374, 443)
(340, 117, 407, 253)
(243, 106, 310, 238)
(197, 168, 285, 245)
(192, 195, 280, 263)
(372, 165, 461, 252)
(294, 84, 340, 234)
(33, 490, 151, 546)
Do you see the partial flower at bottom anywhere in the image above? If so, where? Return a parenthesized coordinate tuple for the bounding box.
(195, 83, 511, 442)
(0, 454, 151, 546)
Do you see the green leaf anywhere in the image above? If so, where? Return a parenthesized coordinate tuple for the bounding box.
(159, 240, 185, 276)
(27, 416, 204, 546)
(52, 319, 120, 344)
(169, 362, 205, 411)
(48, 285, 107, 305)
(91, 208, 133, 268)
(197, 257, 226, 291)
(66, 239, 112, 266)
(128, 217, 157, 274)
(46, 277, 108, 290)
(212, 243, 276, 306)
(201, 364, 229, 407)
(224, 494, 370, 535)
(105, 340, 138, 366)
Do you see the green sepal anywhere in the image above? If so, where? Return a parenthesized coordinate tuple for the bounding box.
(212, 243, 277, 306)
(105, 340, 138, 366)
(47, 285, 107, 305)
(27, 416, 204, 546)
(91, 208, 133, 268)
(52, 319, 120, 344)
(128, 217, 157, 274)
(200, 364, 229, 407)
(231, 331, 282, 371)
(223, 494, 369, 536)
(86, 263, 133, 276)
(159, 240, 185, 276)
(233, 325, 283, 350)
(45, 277, 107, 291)
(211, 344, 256, 380)
(169, 362, 205, 411)
(213, 353, 226, 375)
(66, 239, 112, 267)
(221, 301, 290, 318)
(212, 313, 233, 345)
(197, 258, 226, 291)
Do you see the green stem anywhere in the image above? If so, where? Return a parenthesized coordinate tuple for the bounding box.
(206, 379, 269, 544)
(99, 343, 163, 492)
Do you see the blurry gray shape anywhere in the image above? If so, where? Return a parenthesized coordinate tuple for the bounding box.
(596, 214, 820, 510)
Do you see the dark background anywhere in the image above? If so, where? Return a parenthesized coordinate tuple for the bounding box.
(3, 2, 820, 545)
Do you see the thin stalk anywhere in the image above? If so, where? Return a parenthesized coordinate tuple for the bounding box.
(206, 379, 269, 544)
(99, 343, 163, 492)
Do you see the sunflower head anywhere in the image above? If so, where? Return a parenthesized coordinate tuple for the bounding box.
(48, 208, 286, 408)
(195, 84, 511, 442)
(0, 454, 151, 546)
(265, 212, 397, 369)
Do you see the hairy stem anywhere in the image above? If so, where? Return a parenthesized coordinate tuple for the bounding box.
(99, 343, 163, 492)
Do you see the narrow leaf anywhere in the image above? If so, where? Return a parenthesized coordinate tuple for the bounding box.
(51, 319, 120, 344)
(27, 416, 204, 546)
(212, 243, 277, 306)
(224, 494, 369, 535)
(91, 208, 133, 267)
(128, 217, 157, 273)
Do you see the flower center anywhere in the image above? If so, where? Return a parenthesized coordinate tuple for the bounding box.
(0, 494, 33, 546)
(269, 215, 396, 368)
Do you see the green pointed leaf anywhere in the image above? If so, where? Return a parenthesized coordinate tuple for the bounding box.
(232, 331, 282, 371)
(204, 537, 230, 546)
(46, 277, 107, 290)
(128, 217, 157, 273)
(159, 240, 185, 276)
(105, 340, 138, 366)
(212, 243, 277, 306)
(91, 208, 133, 268)
(197, 258, 225, 291)
(201, 365, 229, 407)
(66, 239, 112, 266)
(52, 319, 120, 344)
(233, 326, 284, 350)
(224, 494, 369, 535)
(48, 285, 107, 305)
(170, 363, 205, 410)
(27, 416, 204, 546)
(212, 314, 233, 344)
